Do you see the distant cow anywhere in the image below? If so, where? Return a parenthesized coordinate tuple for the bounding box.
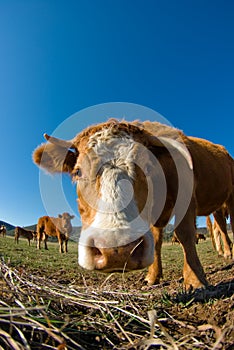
(172, 231, 205, 245)
(33, 119, 234, 290)
(171, 232, 180, 244)
(195, 233, 206, 244)
(37, 213, 74, 253)
(0, 225, 6, 237)
(14, 226, 37, 246)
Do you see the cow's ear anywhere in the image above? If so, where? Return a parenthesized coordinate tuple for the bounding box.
(33, 142, 78, 174)
(70, 215, 75, 219)
(58, 214, 62, 218)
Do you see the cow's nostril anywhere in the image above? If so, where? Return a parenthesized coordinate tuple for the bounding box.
(91, 247, 106, 268)
(92, 246, 102, 257)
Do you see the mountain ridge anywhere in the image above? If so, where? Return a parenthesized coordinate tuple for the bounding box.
(0, 220, 15, 231)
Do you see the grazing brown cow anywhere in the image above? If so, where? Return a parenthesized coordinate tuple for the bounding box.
(0, 225, 6, 237)
(33, 120, 234, 290)
(206, 205, 233, 259)
(14, 226, 37, 246)
(37, 213, 74, 253)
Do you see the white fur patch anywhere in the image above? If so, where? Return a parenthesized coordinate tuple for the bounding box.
(87, 128, 136, 179)
(78, 129, 151, 267)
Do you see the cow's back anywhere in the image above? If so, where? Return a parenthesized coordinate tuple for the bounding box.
(186, 137, 234, 215)
(15, 226, 33, 239)
(37, 216, 58, 237)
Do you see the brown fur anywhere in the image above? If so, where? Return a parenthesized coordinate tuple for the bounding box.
(37, 213, 74, 253)
(14, 226, 37, 246)
(33, 120, 234, 289)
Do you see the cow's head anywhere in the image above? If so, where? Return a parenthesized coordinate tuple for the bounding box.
(58, 212, 75, 235)
(33, 120, 192, 272)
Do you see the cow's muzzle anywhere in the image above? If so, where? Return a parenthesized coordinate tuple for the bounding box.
(78, 231, 154, 272)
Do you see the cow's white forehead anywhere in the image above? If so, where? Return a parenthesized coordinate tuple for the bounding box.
(87, 129, 137, 177)
(88, 128, 134, 152)
(88, 128, 132, 145)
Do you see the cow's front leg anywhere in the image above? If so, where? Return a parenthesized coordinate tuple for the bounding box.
(64, 238, 68, 253)
(175, 210, 208, 290)
(60, 243, 64, 253)
(145, 227, 163, 285)
(58, 234, 64, 253)
(44, 235, 49, 250)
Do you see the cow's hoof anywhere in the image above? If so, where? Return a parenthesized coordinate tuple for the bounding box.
(223, 253, 232, 259)
(144, 276, 160, 286)
(184, 281, 208, 291)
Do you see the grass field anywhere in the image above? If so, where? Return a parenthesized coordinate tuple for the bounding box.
(0, 235, 233, 349)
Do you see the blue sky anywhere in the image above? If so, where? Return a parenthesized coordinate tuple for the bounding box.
(0, 0, 234, 228)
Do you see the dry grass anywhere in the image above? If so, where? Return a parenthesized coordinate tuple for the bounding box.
(0, 237, 233, 349)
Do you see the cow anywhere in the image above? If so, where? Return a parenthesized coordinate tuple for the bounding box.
(14, 226, 37, 246)
(206, 205, 233, 259)
(195, 233, 206, 244)
(171, 232, 180, 244)
(36, 213, 74, 253)
(172, 231, 205, 245)
(0, 225, 6, 237)
(33, 119, 234, 290)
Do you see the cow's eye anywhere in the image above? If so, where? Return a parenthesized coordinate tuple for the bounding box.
(72, 168, 82, 181)
(75, 168, 82, 177)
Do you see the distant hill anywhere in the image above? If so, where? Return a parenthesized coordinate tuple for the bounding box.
(70, 226, 81, 242)
(0, 220, 15, 231)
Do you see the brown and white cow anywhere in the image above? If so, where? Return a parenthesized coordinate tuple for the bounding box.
(0, 225, 6, 237)
(14, 226, 37, 246)
(37, 213, 74, 253)
(33, 120, 234, 290)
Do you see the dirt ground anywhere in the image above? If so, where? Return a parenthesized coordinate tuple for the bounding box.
(0, 239, 234, 349)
